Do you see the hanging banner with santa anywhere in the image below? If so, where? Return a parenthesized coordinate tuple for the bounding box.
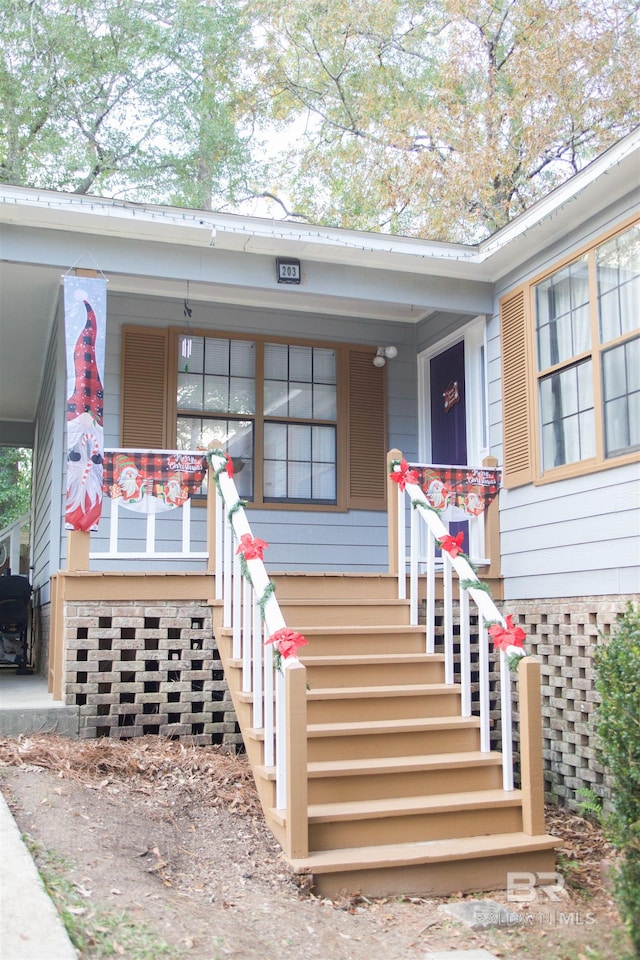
(103, 451, 208, 513)
(64, 275, 108, 531)
(416, 465, 501, 519)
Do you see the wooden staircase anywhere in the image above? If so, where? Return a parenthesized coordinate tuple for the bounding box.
(212, 572, 557, 898)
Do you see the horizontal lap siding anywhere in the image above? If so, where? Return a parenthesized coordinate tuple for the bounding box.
(490, 193, 640, 600)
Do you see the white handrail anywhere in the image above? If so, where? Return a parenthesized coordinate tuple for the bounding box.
(212, 455, 305, 812)
(397, 475, 517, 792)
(0, 513, 30, 574)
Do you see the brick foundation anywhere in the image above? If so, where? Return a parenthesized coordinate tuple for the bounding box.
(63, 599, 242, 749)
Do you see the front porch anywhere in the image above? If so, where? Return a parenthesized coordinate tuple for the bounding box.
(0, 447, 559, 897)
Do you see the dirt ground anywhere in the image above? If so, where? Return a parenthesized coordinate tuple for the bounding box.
(0, 735, 633, 960)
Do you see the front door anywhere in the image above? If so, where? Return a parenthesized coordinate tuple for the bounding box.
(430, 340, 467, 544)
(430, 339, 467, 466)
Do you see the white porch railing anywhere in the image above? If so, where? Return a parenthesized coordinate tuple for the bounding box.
(90, 449, 208, 561)
(0, 513, 30, 574)
(389, 451, 519, 792)
(210, 450, 308, 854)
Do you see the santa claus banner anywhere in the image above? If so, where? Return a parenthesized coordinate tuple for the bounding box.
(416, 465, 501, 519)
(103, 451, 208, 513)
(64, 276, 107, 531)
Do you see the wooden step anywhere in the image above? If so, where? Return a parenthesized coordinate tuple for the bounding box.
(276, 598, 411, 627)
(272, 789, 524, 850)
(271, 572, 400, 600)
(301, 651, 445, 685)
(287, 833, 558, 898)
(306, 684, 461, 723)
(256, 750, 505, 803)
(300, 625, 429, 656)
(305, 751, 504, 803)
(306, 715, 481, 761)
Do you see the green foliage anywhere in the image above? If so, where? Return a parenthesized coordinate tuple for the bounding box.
(594, 603, 640, 955)
(0, 447, 31, 529)
(2, 0, 639, 239)
(0, 0, 257, 208)
(252, 0, 640, 240)
(25, 837, 180, 959)
(576, 787, 603, 825)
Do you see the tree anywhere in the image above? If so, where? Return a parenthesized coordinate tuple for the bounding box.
(251, 0, 640, 240)
(0, 0, 258, 207)
(0, 447, 31, 530)
(1, 0, 638, 240)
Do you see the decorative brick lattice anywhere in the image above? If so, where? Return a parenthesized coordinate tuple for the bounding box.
(426, 594, 636, 811)
(512, 596, 634, 812)
(64, 601, 241, 748)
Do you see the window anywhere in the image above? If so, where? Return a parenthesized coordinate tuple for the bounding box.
(500, 218, 640, 487)
(120, 324, 388, 511)
(175, 336, 337, 504)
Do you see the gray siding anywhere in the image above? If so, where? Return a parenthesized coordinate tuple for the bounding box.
(32, 315, 61, 602)
(489, 190, 640, 600)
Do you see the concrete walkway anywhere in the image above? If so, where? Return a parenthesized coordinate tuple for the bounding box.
(0, 791, 77, 959)
(0, 673, 79, 738)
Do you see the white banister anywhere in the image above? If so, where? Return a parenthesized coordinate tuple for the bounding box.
(0, 513, 30, 575)
(211, 454, 307, 827)
(392, 461, 519, 786)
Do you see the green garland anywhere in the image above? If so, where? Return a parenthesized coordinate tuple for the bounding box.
(461, 578, 491, 594)
(256, 581, 276, 618)
(227, 498, 247, 521)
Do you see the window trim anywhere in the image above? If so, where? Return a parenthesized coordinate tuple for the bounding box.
(500, 212, 640, 488)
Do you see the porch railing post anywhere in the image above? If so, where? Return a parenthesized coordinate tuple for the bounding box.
(386, 449, 402, 576)
(285, 659, 309, 859)
(482, 455, 501, 580)
(206, 444, 220, 577)
(66, 530, 90, 571)
(518, 656, 546, 835)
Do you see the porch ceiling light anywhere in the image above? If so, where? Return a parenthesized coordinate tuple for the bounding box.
(373, 345, 398, 367)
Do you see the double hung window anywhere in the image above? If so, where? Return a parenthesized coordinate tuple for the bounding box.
(500, 218, 639, 487)
(175, 335, 338, 505)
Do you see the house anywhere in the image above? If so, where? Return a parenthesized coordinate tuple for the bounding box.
(0, 128, 638, 896)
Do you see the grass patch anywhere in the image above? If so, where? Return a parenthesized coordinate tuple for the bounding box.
(23, 835, 180, 960)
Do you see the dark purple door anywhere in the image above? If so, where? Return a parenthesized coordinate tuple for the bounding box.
(430, 341, 467, 544)
(430, 340, 467, 465)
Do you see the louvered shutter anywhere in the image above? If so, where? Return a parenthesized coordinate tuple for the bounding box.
(500, 288, 535, 488)
(347, 349, 387, 509)
(120, 326, 168, 447)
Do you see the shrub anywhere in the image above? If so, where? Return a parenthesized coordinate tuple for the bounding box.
(593, 602, 640, 955)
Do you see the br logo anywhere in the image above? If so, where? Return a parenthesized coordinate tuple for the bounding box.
(506, 872, 566, 902)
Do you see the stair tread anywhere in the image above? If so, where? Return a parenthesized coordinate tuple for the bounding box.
(305, 788, 523, 822)
(300, 652, 444, 665)
(307, 715, 479, 736)
(287, 832, 558, 874)
(307, 683, 458, 700)
(307, 750, 503, 777)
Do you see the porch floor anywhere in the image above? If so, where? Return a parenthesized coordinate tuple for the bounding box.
(0, 671, 79, 738)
